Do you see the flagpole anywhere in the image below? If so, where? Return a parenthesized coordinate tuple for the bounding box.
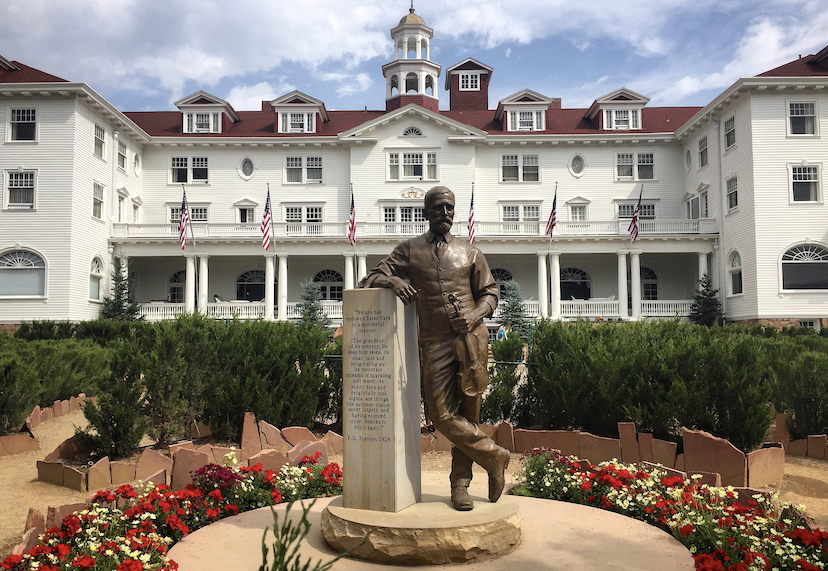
(183, 184, 197, 249)
(267, 183, 273, 247)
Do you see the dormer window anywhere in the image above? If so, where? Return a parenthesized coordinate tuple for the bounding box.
(604, 109, 640, 130)
(508, 110, 545, 132)
(460, 73, 479, 91)
(279, 112, 316, 134)
(184, 112, 221, 133)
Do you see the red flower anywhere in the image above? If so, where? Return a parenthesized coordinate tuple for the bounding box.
(679, 524, 694, 536)
(206, 508, 219, 519)
(796, 560, 820, 571)
(271, 489, 283, 504)
(72, 554, 97, 569)
(693, 553, 725, 571)
(116, 484, 138, 499)
(117, 560, 144, 571)
(1, 555, 23, 570)
(57, 543, 71, 558)
(208, 489, 223, 502)
(225, 503, 239, 516)
(580, 481, 592, 491)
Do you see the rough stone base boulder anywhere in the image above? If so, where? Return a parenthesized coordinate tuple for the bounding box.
(682, 428, 747, 487)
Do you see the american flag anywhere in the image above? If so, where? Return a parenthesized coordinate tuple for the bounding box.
(545, 182, 558, 238)
(347, 185, 356, 246)
(262, 186, 272, 250)
(468, 183, 476, 245)
(628, 184, 643, 242)
(178, 188, 189, 250)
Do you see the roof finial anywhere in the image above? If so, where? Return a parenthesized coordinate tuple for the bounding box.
(410, 0, 415, 13)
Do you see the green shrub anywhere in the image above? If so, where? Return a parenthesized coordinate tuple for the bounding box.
(317, 338, 343, 429)
(481, 334, 524, 424)
(0, 356, 39, 435)
(773, 349, 828, 440)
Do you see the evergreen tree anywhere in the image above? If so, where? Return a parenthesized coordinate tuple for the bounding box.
(498, 280, 531, 341)
(689, 273, 723, 326)
(100, 257, 142, 320)
(297, 280, 332, 329)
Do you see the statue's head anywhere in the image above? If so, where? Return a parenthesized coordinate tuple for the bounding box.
(425, 186, 455, 236)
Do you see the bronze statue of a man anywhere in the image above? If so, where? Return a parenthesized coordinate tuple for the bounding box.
(361, 186, 510, 511)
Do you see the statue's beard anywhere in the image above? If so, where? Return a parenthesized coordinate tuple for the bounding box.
(431, 219, 452, 235)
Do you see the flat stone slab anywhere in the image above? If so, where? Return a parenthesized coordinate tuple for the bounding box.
(322, 492, 520, 565)
(168, 483, 693, 571)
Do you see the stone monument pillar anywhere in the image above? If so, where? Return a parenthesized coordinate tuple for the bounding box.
(342, 288, 421, 512)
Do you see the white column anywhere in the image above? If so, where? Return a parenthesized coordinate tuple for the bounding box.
(357, 254, 368, 283)
(537, 253, 549, 318)
(184, 255, 196, 313)
(617, 252, 629, 320)
(344, 253, 355, 290)
(198, 256, 209, 315)
(403, 35, 409, 59)
(698, 252, 709, 282)
(277, 255, 288, 320)
(549, 253, 561, 320)
(264, 254, 275, 320)
(415, 38, 422, 59)
(630, 252, 641, 320)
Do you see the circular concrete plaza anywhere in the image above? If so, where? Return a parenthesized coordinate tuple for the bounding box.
(169, 484, 694, 571)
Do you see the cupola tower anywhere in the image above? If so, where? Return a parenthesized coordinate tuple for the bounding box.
(381, 4, 441, 112)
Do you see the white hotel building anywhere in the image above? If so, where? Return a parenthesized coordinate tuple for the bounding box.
(2, 9, 828, 330)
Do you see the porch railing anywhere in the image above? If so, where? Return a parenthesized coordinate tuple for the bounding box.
(640, 300, 694, 317)
(208, 302, 264, 320)
(491, 300, 541, 318)
(141, 302, 186, 321)
(560, 300, 621, 319)
(113, 218, 717, 240)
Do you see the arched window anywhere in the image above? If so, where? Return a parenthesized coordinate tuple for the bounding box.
(168, 271, 185, 303)
(314, 269, 344, 301)
(491, 268, 513, 296)
(641, 267, 658, 300)
(0, 250, 46, 296)
(402, 126, 423, 136)
(420, 39, 429, 59)
(89, 257, 103, 301)
(406, 38, 417, 58)
(782, 245, 828, 290)
(405, 72, 418, 94)
(237, 270, 268, 301)
(390, 75, 399, 96)
(561, 268, 591, 300)
(425, 75, 434, 96)
(729, 252, 743, 295)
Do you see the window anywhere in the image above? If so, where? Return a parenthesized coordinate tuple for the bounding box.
(168, 271, 185, 303)
(698, 137, 708, 168)
(94, 124, 105, 158)
(382, 205, 426, 234)
(782, 245, 828, 290)
(685, 149, 692, 171)
(388, 152, 437, 181)
(236, 270, 268, 301)
(314, 269, 344, 301)
(501, 154, 540, 182)
(641, 268, 658, 300)
(118, 196, 125, 222)
(10, 109, 36, 141)
(402, 126, 423, 136)
(170, 156, 209, 184)
(724, 116, 735, 149)
(569, 155, 586, 177)
(279, 112, 315, 133)
(183, 112, 221, 133)
(117, 141, 127, 170)
(239, 158, 254, 179)
(491, 268, 514, 297)
(459, 73, 479, 91)
(285, 205, 323, 235)
(501, 203, 541, 232)
(791, 165, 819, 202)
(6, 171, 35, 209)
(561, 268, 591, 300)
(170, 205, 207, 222)
(729, 252, 743, 295)
(89, 258, 103, 301)
(789, 102, 816, 135)
(726, 176, 738, 211)
(285, 156, 323, 183)
(686, 193, 708, 219)
(604, 108, 641, 130)
(0, 250, 46, 296)
(507, 110, 545, 132)
(570, 205, 587, 221)
(616, 152, 655, 180)
(618, 203, 655, 219)
(92, 183, 103, 219)
(239, 208, 254, 223)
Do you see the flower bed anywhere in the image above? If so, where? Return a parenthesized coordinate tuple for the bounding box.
(1, 453, 342, 571)
(514, 449, 828, 571)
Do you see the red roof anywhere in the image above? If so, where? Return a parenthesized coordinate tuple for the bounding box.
(126, 105, 702, 138)
(0, 61, 68, 84)
(756, 54, 828, 77)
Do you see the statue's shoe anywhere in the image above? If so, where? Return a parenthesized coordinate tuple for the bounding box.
(451, 485, 474, 511)
(488, 447, 510, 502)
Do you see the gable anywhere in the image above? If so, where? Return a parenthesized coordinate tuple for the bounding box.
(339, 103, 486, 139)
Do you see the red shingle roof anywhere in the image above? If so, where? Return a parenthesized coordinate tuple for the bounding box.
(756, 55, 828, 77)
(0, 61, 68, 83)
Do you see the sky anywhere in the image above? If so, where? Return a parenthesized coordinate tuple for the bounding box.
(2, 0, 827, 114)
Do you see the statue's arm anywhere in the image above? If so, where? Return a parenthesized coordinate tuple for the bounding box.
(449, 247, 498, 333)
(360, 242, 418, 304)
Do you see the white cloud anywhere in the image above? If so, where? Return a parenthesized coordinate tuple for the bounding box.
(225, 80, 296, 111)
(316, 71, 373, 96)
(505, 48, 512, 58)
